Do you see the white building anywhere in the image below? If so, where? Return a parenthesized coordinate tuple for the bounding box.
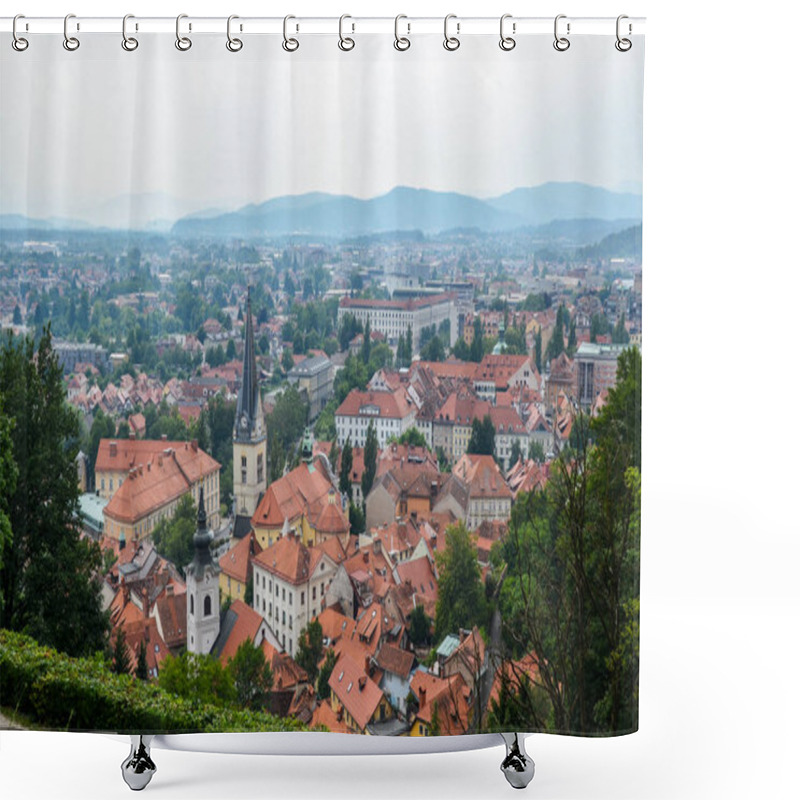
(335, 388, 417, 449)
(251, 533, 346, 657)
(337, 292, 458, 354)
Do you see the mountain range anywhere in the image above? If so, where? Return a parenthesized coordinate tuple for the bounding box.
(1, 183, 641, 237)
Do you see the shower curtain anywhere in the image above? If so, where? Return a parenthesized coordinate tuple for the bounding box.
(0, 18, 644, 739)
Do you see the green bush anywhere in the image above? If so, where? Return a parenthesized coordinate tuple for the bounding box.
(0, 630, 311, 734)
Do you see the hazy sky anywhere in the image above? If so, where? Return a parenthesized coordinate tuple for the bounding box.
(1, 32, 644, 223)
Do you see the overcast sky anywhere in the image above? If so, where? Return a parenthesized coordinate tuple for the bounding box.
(1, 32, 644, 224)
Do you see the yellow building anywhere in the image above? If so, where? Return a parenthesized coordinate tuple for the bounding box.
(328, 653, 394, 735)
(101, 439, 221, 543)
(218, 531, 261, 604)
(250, 460, 349, 550)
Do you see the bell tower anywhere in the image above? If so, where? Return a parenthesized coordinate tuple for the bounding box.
(186, 489, 221, 655)
(233, 287, 267, 522)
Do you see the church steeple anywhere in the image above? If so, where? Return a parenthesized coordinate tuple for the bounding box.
(232, 287, 268, 522)
(186, 487, 221, 654)
(235, 287, 261, 444)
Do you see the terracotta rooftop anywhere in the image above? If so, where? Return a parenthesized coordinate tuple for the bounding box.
(375, 642, 415, 680)
(335, 387, 414, 420)
(215, 599, 268, 665)
(253, 534, 344, 586)
(452, 454, 513, 500)
(153, 590, 187, 651)
(339, 292, 456, 311)
(251, 461, 348, 536)
(219, 530, 262, 585)
(410, 670, 471, 735)
(310, 698, 350, 733)
(96, 437, 219, 482)
(328, 652, 385, 731)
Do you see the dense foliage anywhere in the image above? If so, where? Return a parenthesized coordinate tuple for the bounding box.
(0, 327, 109, 657)
(0, 630, 310, 733)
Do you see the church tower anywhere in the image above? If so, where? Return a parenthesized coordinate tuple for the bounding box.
(186, 489, 221, 655)
(233, 288, 267, 522)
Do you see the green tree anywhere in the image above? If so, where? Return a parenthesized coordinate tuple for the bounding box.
(12, 305, 22, 325)
(317, 649, 337, 700)
(361, 422, 378, 498)
(84, 408, 116, 482)
(159, 651, 236, 707)
(467, 415, 495, 457)
(111, 628, 132, 675)
(228, 638, 274, 709)
(268, 385, 309, 453)
(361, 318, 372, 364)
(295, 620, 324, 685)
(0, 401, 17, 614)
(0, 327, 109, 657)
(420, 334, 445, 362)
(498, 348, 641, 734)
(534, 328, 542, 372)
(469, 317, 484, 362)
(409, 605, 432, 647)
(612, 313, 630, 345)
(339, 438, 353, 500)
(389, 427, 427, 449)
(152, 494, 196, 572)
(226, 338, 237, 360)
(135, 639, 149, 681)
(434, 522, 487, 641)
(281, 348, 294, 374)
(509, 439, 524, 467)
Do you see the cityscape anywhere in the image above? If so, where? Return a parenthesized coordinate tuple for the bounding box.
(0, 189, 641, 737)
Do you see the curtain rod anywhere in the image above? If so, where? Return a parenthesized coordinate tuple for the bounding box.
(2, 16, 646, 37)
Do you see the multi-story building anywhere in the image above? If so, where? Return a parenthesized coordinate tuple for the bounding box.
(250, 458, 350, 550)
(337, 292, 457, 354)
(219, 530, 262, 604)
(53, 340, 110, 374)
(574, 342, 628, 408)
(287, 354, 335, 419)
(432, 390, 491, 465)
(472, 353, 539, 403)
(251, 533, 346, 657)
(335, 388, 416, 449)
(100, 438, 221, 542)
(488, 405, 529, 471)
(451, 453, 513, 531)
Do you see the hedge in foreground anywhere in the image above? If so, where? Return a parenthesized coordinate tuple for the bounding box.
(0, 630, 311, 734)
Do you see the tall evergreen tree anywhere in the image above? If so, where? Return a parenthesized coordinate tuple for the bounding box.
(339, 438, 353, 500)
(135, 639, 149, 681)
(0, 326, 108, 657)
(111, 628, 132, 675)
(362, 318, 372, 364)
(295, 620, 324, 684)
(361, 422, 378, 498)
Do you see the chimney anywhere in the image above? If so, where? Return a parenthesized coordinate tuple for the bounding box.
(191, 439, 198, 452)
(358, 676, 367, 691)
(161, 434, 167, 440)
(364, 656, 370, 674)
(166, 584, 174, 597)
(362, 550, 369, 564)
(419, 686, 426, 709)
(129, 431, 135, 440)
(109, 441, 117, 457)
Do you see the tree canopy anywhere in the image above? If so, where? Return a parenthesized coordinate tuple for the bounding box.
(0, 327, 109, 657)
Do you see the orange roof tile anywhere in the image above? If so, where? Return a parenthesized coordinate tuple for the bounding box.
(217, 599, 268, 665)
(219, 531, 262, 585)
(328, 653, 385, 731)
(310, 698, 350, 733)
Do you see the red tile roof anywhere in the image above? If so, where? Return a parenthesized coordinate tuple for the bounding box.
(328, 653, 385, 731)
(375, 642, 415, 680)
(452, 454, 513, 500)
(396, 557, 438, 604)
(251, 461, 348, 536)
(153, 590, 187, 651)
(218, 599, 268, 665)
(410, 670, 471, 735)
(339, 292, 456, 311)
(335, 387, 414, 420)
(219, 531, 262, 585)
(310, 698, 350, 733)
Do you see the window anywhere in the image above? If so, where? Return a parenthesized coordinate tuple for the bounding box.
(203, 595, 212, 617)
(282, 611, 286, 625)
(257, 453, 264, 484)
(241, 455, 247, 484)
(190, 595, 194, 616)
(282, 588, 286, 601)
(312, 586, 316, 601)
(301, 591, 305, 605)
(289, 593, 293, 606)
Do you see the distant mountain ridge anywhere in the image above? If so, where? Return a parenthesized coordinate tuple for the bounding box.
(1, 183, 642, 236)
(171, 183, 642, 238)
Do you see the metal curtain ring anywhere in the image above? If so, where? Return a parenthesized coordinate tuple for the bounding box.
(338, 14, 355, 51)
(615, 14, 632, 51)
(283, 15, 299, 51)
(499, 13, 515, 51)
(443, 14, 460, 51)
(394, 15, 410, 51)
(122, 14, 138, 51)
(226, 15, 243, 52)
(553, 14, 570, 51)
(12, 14, 29, 51)
(63, 13, 80, 51)
(176, 14, 192, 51)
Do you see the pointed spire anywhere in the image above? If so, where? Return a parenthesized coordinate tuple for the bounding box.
(197, 487, 207, 531)
(235, 286, 260, 442)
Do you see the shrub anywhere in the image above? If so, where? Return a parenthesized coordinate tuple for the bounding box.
(0, 630, 310, 734)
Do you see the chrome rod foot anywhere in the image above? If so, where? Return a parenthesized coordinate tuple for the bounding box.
(500, 732, 535, 789)
(121, 735, 156, 791)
